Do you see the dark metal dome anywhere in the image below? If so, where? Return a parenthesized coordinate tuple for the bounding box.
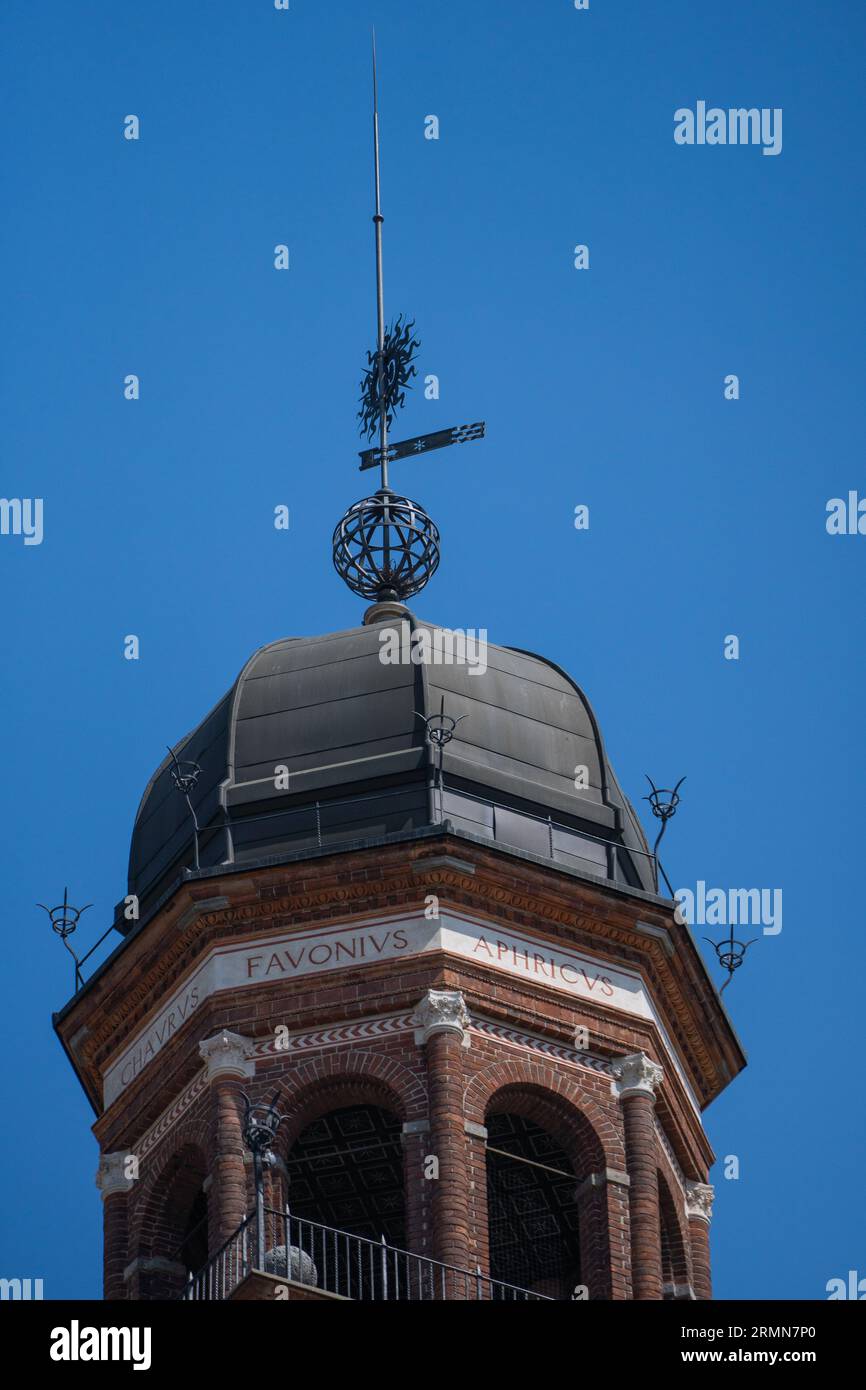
(125, 615, 657, 924)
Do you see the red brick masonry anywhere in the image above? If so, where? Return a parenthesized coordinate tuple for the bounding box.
(61, 833, 743, 1301)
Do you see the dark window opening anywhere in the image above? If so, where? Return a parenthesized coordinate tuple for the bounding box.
(486, 1112, 581, 1300)
(286, 1104, 405, 1249)
(280, 1103, 407, 1300)
(178, 1186, 209, 1276)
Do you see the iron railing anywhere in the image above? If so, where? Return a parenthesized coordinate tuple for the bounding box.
(182, 1207, 552, 1302)
(190, 782, 664, 889)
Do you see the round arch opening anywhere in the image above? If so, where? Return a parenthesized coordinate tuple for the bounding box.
(485, 1109, 583, 1300)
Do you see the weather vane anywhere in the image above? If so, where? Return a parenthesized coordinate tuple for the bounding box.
(332, 31, 486, 608)
(358, 313, 420, 449)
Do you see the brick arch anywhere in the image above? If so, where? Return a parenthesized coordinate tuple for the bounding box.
(272, 1050, 427, 1151)
(269, 1051, 428, 1260)
(658, 1169, 690, 1297)
(464, 1061, 624, 1299)
(128, 1128, 209, 1298)
(131, 1115, 210, 1257)
(464, 1059, 618, 1177)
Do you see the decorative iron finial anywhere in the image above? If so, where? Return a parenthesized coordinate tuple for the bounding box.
(332, 34, 485, 609)
(643, 775, 685, 896)
(37, 886, 113, 993)
(358, 314, 420, 449)
(241, 1090, 286, 1270)
(38, 885, 91, 943)
(166, 744, 203, 871)
(703, 929, 758, 995)
(416, 697, 467, 821)
(334, 493, 440, 603)
(241, 1090, 285, 1162)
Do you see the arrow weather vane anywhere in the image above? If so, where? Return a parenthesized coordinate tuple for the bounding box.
(356, 30, 486, 483)
(332, 34, 485, 608)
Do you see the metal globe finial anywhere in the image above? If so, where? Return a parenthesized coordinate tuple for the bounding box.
(332, 489, 440, 603)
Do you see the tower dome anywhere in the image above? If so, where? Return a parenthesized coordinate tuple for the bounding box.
(125, 614, 656, 928)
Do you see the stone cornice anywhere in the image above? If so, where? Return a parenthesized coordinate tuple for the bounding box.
(56, 836, 744, 1121)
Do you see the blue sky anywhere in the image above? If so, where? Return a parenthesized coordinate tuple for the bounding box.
(1, 0, 864, 1300)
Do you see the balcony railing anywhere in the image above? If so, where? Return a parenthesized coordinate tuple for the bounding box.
(182, 1207, 552, 1302)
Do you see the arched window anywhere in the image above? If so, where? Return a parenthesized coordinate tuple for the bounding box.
(135, 1144, 209, 1298)
(177, 1184, 208, 1277)
(485, 1112, 582, 1300)
(658, 1171, 690, 1299)
(276, 1103, 406, 1298)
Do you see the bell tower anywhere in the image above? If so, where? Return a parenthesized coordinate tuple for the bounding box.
(55, 615, 744, 1302)
(52, 39, 745, 1304)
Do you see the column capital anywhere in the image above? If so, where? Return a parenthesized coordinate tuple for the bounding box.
(199, 1029, 256, 1082)
(96, 1151, 135, 1200)
(612, 1051, 664, 1101)
(685, 1181, 714, 1225)
(412, 989, 471, 1046)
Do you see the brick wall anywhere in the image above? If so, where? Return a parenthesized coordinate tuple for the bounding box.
(79, 835, 731, 1301)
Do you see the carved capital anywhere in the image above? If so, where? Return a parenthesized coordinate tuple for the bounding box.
(198, 1029, 256, 1082)
(685, 1181, 714, 1225)
(413, 989, 471, 1046)
(612, 1051, 664, 1101)
(96, 1151, 135, 1200)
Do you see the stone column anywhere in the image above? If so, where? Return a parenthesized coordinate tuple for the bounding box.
(413, 990, 473, 1291)
(96, 1151, 134, 1300)
(612, 1051, 664, 1301)
(199, 1030, 256, 1252)
(685, 1181, 714, 1300)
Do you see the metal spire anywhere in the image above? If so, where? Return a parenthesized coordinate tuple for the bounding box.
(371, 28, 389, 491)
